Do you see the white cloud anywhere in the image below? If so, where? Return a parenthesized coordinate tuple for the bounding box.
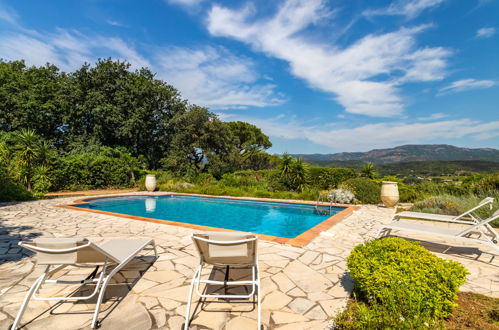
(438, 79, 496, 94)
(0, 4, 19, 25)
(219, 113, 499, 151)
(417, 112, 447, 121)
(207, 0, 451, 117)
(107, 20, 125, 27)
(0, 9, 284, 110)
(0, 28, 150, 71)
(155, 46, 285, 109)
(166, 0, 205, 7)
(363, 0, 446, 19)
(476, 27, 496, 39)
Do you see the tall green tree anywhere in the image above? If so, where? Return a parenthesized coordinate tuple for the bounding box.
(224, 121, 273, 170)
(163, 106, 235, 177)
(62, 59, 187, 167)
(0, 60, 65, 140)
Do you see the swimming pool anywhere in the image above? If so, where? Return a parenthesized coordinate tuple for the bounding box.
(71, 195, 347, 239)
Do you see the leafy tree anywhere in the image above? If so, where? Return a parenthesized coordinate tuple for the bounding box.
(224, 121, 273, 170)
(61, 59, 187, 167)
(0, 60, 65, 140)
(163, 106, 235, 178)
(361, 163, 378, 179)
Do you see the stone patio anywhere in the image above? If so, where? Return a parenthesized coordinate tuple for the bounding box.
(0, 193, 498, 329)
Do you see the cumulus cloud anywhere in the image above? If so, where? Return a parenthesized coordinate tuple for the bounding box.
(207, 0, 451, 117)
(476, 27, 496, 39)
(363, 0, 446, 19)
(155, 46, 285, 109)
(219, 113, 499, 151)
(438, 79, 496, 94)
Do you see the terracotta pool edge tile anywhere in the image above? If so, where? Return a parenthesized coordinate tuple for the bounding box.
(57, 193, 359, 247)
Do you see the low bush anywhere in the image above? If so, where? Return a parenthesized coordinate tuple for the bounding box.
(0, 174, 34, 202)
(340, 178, 381, 204)
(337, 238, 468, 328)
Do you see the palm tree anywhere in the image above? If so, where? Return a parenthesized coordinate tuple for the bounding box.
(290, 158, 309, 191)
(14, 129, 40, 191)
(361, 162, 378, 179)
(279, 153, 293, 178)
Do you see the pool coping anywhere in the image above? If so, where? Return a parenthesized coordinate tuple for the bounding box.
(58, 192, 359, 247)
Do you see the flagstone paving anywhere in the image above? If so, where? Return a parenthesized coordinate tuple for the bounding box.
(0, 193, 497, 329)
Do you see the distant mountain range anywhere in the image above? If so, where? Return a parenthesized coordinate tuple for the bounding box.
(293, 144, 499, 164)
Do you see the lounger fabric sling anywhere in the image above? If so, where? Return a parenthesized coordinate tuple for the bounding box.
(11, 237, 157, 329)
(184, 231, 261, 329)
(381, 210, 499, 253)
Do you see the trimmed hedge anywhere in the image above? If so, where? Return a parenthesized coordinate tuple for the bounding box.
(341, 238, 468, 328)
(340, 177, 381, 204)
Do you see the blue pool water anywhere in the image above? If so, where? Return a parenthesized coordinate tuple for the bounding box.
(75, 195, 345, 238)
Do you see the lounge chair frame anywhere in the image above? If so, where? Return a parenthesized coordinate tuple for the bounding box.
(184, 235, 261, 330)
(11, 239, 157, 329)
(382, 212, 499, 253)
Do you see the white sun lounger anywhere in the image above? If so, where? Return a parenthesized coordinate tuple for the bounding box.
(393, 197, 498, 242)
(382, 210, 499, 253)
(11, 237, 157, 329)
(394, 197, 494, 224)
(184, 231, 261, 330)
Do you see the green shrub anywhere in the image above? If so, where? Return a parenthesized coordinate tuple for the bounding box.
(308, 167, 357, 189)
(340, 177, 381, 204)
(52, 147, 136, 190)
(0, 173, 34, 202)
(345, 237, 467, 327)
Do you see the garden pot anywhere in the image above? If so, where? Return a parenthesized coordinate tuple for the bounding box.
(381, 181, 399, 208)
(145, 174, 157, 192)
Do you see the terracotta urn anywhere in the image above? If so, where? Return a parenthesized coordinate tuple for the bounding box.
(145, 174, 157, 192)
(381, 181, 399, 208)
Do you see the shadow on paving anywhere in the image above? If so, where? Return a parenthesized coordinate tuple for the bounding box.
(385, 235, 498, 268)
(14, 255, 157, 329)
(186, 266, 258, 328)
(0, 218, 41, 265)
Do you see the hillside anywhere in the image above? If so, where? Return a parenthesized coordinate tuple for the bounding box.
(294, 144, 499, 164)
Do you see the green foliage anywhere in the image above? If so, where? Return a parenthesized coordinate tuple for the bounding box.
(339, 238, 468, 328)
(340, 177, 381, 204)
(308, 166, 357, 189)
(276, 155, 309, 191)
(52, 147, 136, 191)
(361, 162, 378, 179)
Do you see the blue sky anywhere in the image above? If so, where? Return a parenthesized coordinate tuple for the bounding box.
(0, 0, 498, 153)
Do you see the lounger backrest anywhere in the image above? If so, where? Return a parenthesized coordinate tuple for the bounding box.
(458, 210, 499, 237)
(453, 197, 494, 220)
(20, 238, 112, 265)
(192, 231, 257, 267)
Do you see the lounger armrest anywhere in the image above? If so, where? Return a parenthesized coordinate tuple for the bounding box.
(19, 241, 92, 253)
